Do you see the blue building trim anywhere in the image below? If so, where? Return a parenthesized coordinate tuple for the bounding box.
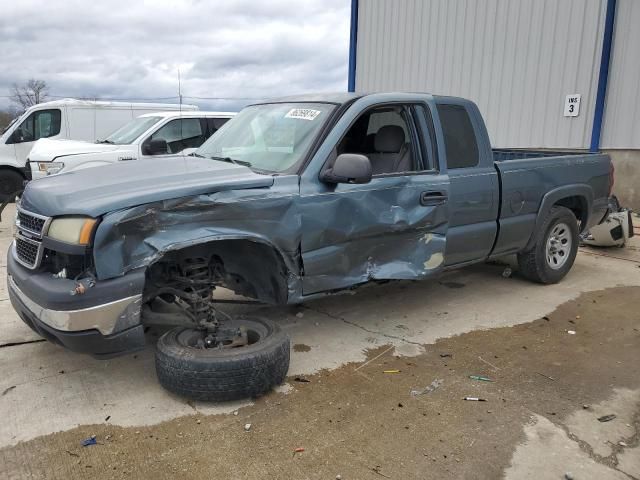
(590, 0, 617, 152)
(347, 0, 359, 92)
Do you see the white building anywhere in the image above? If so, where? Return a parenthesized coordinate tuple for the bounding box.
(349, 0, 639, 209)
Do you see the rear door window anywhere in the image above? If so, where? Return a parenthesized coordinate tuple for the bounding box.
(437, 104, 479, 169)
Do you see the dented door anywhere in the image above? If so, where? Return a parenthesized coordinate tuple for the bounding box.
(299, 172, 450, 295)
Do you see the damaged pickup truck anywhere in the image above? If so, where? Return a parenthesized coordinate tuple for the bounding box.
(8, 93, 613, 400)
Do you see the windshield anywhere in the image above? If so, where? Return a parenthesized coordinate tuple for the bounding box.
(195, 102, 335, 173)
(102, 116, 162, 145)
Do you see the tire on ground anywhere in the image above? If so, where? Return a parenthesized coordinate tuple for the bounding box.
(517, 205, 579, 284)
(155, 316, 290, 401)
(0, 169, 24, 202)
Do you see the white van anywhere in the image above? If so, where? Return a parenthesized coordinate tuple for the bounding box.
(0, 99, 198, 198)
(28, 111, 235, 179)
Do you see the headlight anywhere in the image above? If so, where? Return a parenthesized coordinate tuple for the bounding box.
(38, 162, 65, 175)
(47, 216, 97, 245)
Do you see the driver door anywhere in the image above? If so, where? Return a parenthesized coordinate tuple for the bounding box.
(9, 109, 62, 165)
(299, 103, 449, 295)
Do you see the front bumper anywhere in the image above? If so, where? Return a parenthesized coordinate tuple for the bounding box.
(7, 253, 147, 358)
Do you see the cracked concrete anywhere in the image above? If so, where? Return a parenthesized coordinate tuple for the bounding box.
(506, 388, 640, 479)
(302, 304, 427, 348)
(505, 414, 632, 480)
(565, 388, 639, 459)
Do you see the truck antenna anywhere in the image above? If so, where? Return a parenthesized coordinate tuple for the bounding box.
(178, 69, 183, 111)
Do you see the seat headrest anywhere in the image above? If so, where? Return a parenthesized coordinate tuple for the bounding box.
(374, 125, 405, 153)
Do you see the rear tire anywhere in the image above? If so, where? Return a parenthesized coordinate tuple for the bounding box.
(0, 170, 24, 202)
(517, 206, 579, 284)
(155, 316, 290, 401)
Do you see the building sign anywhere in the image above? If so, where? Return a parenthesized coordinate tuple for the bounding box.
(564, 94, 581, 117)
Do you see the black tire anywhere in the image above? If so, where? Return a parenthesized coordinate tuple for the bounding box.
(155, 316, 290, 401)
(517, 206, 579, 284)
(0, 170, 24, 202)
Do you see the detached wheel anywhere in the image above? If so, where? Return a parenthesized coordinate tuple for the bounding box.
(155, 316, 290, 401)
(517, 206, 579, 284)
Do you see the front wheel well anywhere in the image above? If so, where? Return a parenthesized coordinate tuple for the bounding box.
(0, 165, 27, 178)
(553, 195, 588, 231)
(144, 239, 290, 305)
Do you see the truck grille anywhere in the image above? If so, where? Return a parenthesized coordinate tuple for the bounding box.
(13, 206, 50, 269)
(17, 210, 47, 236)
(14, 236, 42, 269)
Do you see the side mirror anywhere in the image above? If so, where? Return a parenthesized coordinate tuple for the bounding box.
(145, 138, 168, 155)
(321, 153, 372, 184)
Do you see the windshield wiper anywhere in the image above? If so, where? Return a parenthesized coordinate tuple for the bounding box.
(96, 139, 114, 144)
(189, 152, 206, 157)
(209, 156, 252, 168)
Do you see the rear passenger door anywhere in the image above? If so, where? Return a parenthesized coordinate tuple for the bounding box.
(436, 102, 499, 265)
(300, 102, 450, 295)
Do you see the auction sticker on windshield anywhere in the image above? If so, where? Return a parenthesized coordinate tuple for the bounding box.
(285, 108, 322, 121)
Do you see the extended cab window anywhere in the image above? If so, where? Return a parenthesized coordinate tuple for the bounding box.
(8, 109, 61, 144)
(338, 105, 420, 175)
(437, 104, 479, 169)
(150, 118, 205, 154)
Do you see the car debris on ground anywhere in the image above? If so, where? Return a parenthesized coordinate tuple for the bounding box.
(81, 436, 97, 447)
(597, 414, 617, 422)
(581, 196, 634, 248)
(411, 379, 443, 396)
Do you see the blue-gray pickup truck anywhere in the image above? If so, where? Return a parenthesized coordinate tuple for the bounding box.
(8, 93, 613, 400)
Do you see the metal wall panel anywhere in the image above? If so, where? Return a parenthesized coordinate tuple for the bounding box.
(356, 0, 607, 149)
(600, 0, 640, 149)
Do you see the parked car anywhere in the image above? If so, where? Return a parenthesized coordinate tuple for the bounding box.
(0, 99, 198, 198)
(8, 92, 613, 401)
(28, 111, 236, 179)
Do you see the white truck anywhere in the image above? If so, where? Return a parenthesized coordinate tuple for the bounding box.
(0, 99, 199, 198)
(28, 111, 235, 180)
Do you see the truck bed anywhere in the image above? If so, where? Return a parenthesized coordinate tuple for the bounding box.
(490, 151, 611, 258)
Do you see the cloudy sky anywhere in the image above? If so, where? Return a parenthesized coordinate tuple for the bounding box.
(0, 0, 351, 111)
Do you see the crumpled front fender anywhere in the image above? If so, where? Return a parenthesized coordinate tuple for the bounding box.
(92, 185, 302, 301)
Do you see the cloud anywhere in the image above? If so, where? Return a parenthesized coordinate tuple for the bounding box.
(0, 0, 350, 111)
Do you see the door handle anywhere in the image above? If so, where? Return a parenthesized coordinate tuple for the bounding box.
(420, 191, 447, 206)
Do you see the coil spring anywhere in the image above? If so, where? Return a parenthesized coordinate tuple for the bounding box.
(180, 258, 215, 323)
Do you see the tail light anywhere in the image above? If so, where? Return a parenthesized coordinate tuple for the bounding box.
(608, 160, 615, 196)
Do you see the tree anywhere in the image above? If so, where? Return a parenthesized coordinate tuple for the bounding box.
(10, 79, 49, 110)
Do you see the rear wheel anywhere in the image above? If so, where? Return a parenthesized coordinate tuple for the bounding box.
(155, 316, 290, 401)
(517, 206, 579, 284)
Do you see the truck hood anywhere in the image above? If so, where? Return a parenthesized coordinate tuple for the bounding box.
(20, 156, 275, 217)
(29, 138, 124, 162)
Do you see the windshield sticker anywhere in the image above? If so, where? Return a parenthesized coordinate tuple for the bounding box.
(285, 108, 322, 121)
